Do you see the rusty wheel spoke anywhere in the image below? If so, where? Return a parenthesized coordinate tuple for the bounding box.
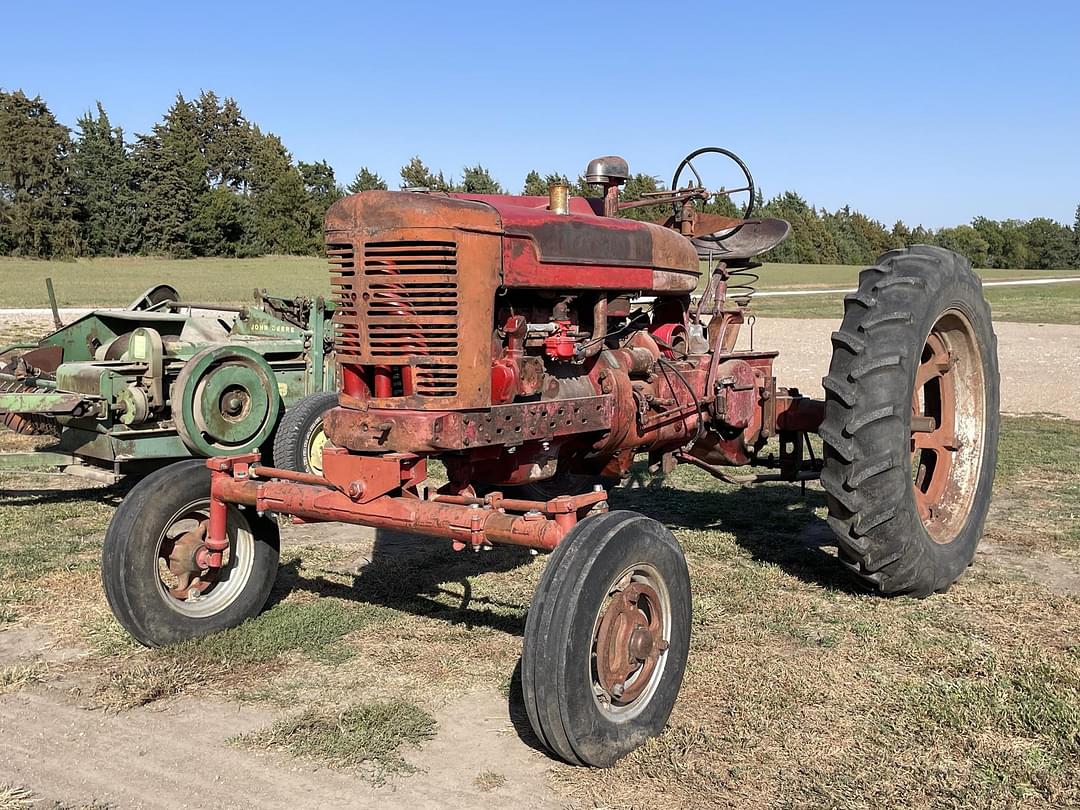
(913, 489, 932, 522)
(913, 429, 959, 452)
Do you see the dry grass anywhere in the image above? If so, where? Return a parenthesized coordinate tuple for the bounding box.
(474, 770, 507, 792)
(0, 661, 47, 694)
(232, 699, 436, 783)
(0, 785, 32, 810)
(0, 416, 1077, 805)
(87, 658, 229, 711)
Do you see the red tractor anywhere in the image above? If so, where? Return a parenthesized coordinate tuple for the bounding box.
(102, 148, 999, 766)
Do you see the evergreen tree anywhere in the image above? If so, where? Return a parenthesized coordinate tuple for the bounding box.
(399, 156, 451, 191)
(460, 164, 503, 195)
(300, 160, 342, 210)
(523, 171, 575, 197)
(0, 90, 78, 257)
(347, 167, 388, 193)
(522, 170, 546, 196)
(300, 159, 343, 251)
(133, 94, 209, 256)
(573, 175, 603, 199)
(189, 187, 254, 257)
(619, 173, 668, 222)
(248, 128, 310, 254)
(70, 102, 138, 255)
(1073, 204, 1080, 267)
(195, 91, 253, 191)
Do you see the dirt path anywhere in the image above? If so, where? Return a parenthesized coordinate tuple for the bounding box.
(0, 519, 560, 809)
(0, 687, 557, 809)
(739, 319, 1080, 420)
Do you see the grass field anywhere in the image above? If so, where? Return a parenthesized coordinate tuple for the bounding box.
(1, 256, 1077, 324)
(0, 255, 329, 308)
(1, 416, 1077, 807)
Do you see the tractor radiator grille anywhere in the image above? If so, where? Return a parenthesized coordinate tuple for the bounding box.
(328, 243, 359, 357)
(330, 239, 460, 399)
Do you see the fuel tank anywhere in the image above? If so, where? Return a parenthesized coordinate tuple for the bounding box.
(324, 191, 701, 295)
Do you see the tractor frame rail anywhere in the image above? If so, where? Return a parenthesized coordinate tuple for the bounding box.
(206, 449, 608, 556)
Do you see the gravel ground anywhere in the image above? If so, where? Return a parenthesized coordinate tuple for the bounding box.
(740, 318, 1080, 420)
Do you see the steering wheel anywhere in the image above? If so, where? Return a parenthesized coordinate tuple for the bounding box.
(671, 147, 756, 220)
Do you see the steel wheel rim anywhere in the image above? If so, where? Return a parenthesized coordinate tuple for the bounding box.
(306, 421, 329, 477)
(911, 309, 987, 544)
(589, 563, 672, 720)
(155, 499, 256, 618)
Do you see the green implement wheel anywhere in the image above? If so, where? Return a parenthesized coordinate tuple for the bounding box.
(173, 345, 282, 458)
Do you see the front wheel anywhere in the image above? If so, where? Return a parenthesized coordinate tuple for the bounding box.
(272, 391, 338, 475)
(521, 511, 691, 766)
(102, 459, 280, 646)
(820, 246, 1000, 596)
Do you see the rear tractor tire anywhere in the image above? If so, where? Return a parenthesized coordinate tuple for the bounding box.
(272, 391, 338, 476)
(102, 459, 280, 646)
(522, 511, 692, 766)
(820, 246, 999, 596)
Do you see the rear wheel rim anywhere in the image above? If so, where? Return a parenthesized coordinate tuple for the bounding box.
(155, 499, 256, 618)
(910, 309, 986, 544)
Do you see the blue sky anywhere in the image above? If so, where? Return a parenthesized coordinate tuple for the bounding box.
(3, 1, 1077, 228)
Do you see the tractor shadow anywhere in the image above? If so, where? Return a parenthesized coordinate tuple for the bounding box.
(273, 527, 537, 637)
(275, 480, 864, 641)
(610, 480, 865, 595)
(0, 479, 132, 507)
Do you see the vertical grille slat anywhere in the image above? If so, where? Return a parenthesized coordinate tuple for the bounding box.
(331, 238, 460, 399)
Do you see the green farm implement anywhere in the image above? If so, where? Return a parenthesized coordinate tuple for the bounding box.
(0, 285, 336, 480)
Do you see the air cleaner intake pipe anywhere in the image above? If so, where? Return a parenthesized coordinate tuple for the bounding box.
(548, 182, 570, 215)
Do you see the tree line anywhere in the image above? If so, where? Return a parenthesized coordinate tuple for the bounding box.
(2, 88, 1078, 269)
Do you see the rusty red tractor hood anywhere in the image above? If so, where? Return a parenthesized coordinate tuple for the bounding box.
(325, 190, 702, 295)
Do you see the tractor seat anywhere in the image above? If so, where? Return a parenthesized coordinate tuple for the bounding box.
(689, 217, 791, 261)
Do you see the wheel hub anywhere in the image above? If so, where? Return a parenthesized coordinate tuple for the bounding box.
(160, 519, 220, 599)
(594, 579, 668, 705)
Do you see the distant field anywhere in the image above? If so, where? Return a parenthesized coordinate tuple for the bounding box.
(0, 256, 1076, 324)
(755, 262, 1076, 289)
(0, 256, 329, 308)
(750, 264, 1080, 324)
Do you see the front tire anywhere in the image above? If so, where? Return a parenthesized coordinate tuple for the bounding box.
(272, 391, 338, 475)
(521, 511, 691, 766)
(820, 246, 999, 596)
(102, 459, 280, 646)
